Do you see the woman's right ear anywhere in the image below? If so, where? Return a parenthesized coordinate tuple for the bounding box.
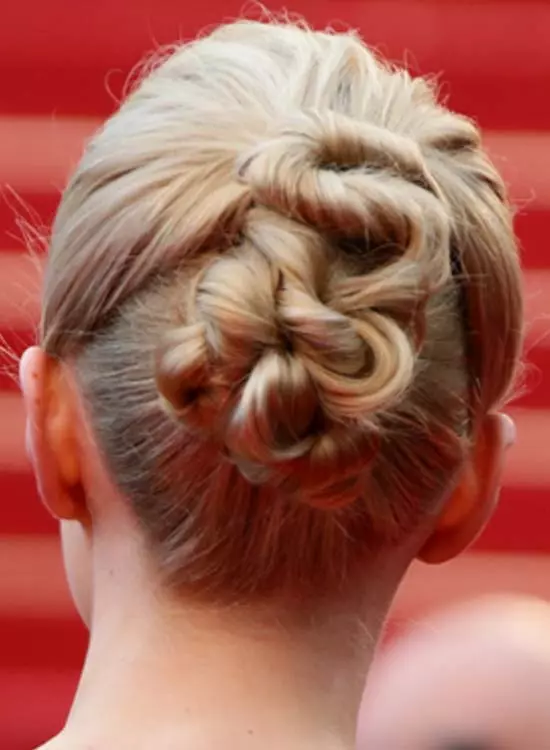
(418, 413, 516, 565)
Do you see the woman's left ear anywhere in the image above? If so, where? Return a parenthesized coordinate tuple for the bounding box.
(19, 346, 86, 522)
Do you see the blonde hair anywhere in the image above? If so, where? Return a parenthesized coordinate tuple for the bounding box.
(41, 19, 523, 599)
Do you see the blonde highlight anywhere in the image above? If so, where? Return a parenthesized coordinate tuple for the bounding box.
(41, 18, 523, 599)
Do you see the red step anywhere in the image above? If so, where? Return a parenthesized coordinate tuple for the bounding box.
(0, 667, 80, 750)
(2, 202, 548, 266)
(0, 618, 86, 672)
(0, 2, 549, 130)
(0, 192, 60, 249)
(0, 472, 55, 536)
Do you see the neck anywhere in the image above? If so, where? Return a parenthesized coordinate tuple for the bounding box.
(60, 523, 404, 750)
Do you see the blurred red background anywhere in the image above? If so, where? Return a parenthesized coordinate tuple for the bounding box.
(1, 1, 549, 747)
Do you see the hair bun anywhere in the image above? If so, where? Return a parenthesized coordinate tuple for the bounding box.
(156, 109, 455, 509)
(236, 109, 444, 236)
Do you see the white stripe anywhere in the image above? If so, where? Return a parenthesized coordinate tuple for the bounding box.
(485, 132, 550, 209)
(0, 116, 548, 207)
(0, 535, 74, 618)
(2, 534, 550, 620)
(0, 253, 548, 349)
(0, 388, 548, 486)
(0, 252, 42, 329)
(393, 552, 550, 621)
(0, 116, 98, 192)
(525, 270, 550, 350)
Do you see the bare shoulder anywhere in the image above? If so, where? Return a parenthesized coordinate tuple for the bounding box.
(35, 726, 204, 749)
(34, 737, 94, 750)
(34, 740, 72, 750)
(34, 739, 60, 750)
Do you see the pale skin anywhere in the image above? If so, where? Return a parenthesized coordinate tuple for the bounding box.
(19, 346, 515, 750)
(358, 596, 550, 750)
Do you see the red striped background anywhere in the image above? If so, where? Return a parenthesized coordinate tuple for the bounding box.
(1, 1, 549, 746)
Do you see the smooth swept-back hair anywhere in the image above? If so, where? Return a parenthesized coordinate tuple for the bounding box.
(41, 19, 522, 600)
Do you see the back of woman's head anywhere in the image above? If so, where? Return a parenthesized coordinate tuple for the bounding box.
(41, 18, 523, 600)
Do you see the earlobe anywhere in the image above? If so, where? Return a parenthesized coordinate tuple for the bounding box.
(418, 413, 514, 565)
(19, 346, 86, 522)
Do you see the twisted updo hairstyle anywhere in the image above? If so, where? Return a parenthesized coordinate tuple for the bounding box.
(41, 19, 522, 599)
